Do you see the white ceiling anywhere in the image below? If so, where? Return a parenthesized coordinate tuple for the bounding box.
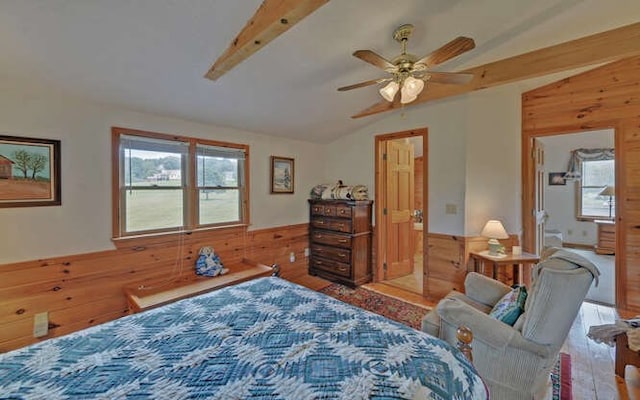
(1, 1, 639, 143)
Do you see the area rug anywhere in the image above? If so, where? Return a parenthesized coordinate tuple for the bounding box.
(319, 283, 430, 329)
(551, 352, 572, 400)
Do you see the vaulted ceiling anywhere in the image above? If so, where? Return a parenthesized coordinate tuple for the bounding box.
(1, 1, 640, 143)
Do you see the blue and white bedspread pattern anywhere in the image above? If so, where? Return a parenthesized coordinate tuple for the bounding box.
(0, 277, 487, 399)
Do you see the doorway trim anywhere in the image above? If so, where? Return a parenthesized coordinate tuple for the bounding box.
(522, 125, 620, 306)
(374, 128, 428, 291)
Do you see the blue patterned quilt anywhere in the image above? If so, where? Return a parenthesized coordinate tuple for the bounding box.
(0, 277, 487, 399)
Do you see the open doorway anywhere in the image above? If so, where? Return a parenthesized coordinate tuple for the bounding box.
(537, 129, 615, 305)
(374, 128, 427, 295)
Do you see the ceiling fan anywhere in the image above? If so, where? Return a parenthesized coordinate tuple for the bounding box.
(338, 24, 476, 104)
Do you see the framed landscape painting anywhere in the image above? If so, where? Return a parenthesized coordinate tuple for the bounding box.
(0, 135, 61, 207)
(270, 156, 294, 194)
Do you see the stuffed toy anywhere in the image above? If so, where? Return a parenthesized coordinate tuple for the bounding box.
(195, 246, 228, 277)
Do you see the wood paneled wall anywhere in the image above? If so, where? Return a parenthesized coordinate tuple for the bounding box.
(0, 224, 309, 352)
(522, 55, 640, 310)
(425, 233, 518, 299)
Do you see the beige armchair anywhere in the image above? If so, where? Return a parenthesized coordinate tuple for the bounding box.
(422, 249, 600, 400)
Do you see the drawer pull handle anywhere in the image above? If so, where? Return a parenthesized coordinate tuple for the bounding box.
(316, 261, 323, 265)
(314, 234, 322, 239)
(339, 254, 347, 258)
(338, 239, 348, 243)
(338, 266, 347, 271)
(337, 224, 345, 228)
(316, 220, 325, 225)
(316, 248, 323, 252)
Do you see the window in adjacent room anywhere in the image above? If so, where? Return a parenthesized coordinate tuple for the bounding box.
(577, 158, 615, 220)
(112, 127, 248, 238)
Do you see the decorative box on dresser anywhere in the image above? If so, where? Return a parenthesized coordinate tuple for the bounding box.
(308, 199, 373, 287)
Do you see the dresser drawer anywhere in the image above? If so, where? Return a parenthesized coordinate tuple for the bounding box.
(311, 230, 352, 248)
(311, 204, 353, 218)
(310, 217, 352, 233)
(310, 256, 351, 278)
(311, 243, 351, 263)
(600, 231, 615, 243)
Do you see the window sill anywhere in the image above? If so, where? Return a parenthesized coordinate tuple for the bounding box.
(575, 215, 615, 222)
(111, 224, 249, 250)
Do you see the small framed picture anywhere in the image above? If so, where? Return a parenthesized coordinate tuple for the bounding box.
(0, 135, 61, 207)
(270, 156, 294, 194)
(548, 172, 566, 186)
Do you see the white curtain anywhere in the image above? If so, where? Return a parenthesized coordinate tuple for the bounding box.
(565, 148, 614, 180)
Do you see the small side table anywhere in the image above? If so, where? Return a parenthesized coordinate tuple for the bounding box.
(615, 332, 640, 378)
(469, 251, 540, 286)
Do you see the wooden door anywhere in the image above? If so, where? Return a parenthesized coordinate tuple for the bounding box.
(384, 139, 415, 280)
(534, 139, 545, 255)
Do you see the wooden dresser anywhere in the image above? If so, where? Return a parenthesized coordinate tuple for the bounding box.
(595, 219, 616, 255)
(308, 199, 373, 287)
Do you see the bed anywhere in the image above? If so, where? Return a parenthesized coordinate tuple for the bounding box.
(0, 277, 487, 399)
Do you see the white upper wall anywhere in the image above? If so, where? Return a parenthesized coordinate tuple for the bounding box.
(325, 96, 468, 235)
(324, 86, 523, 238)
(464, 86, 522, 236)
(539, 129, 614, 245)
(0, 82, 327, 264)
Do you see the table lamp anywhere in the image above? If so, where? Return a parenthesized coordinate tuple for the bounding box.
(598, 185, 615, 218)
(481, 220, 509, 256)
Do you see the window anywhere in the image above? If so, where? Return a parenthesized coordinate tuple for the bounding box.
(577, 159, 614, 219)
(112, 127, 248, 238)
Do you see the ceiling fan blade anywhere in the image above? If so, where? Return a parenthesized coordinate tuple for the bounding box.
(353, 50, 395, 70)
(351, 100, 396, 119)
(337, 78, 390, 91)
(415, 36, 475, 68)
(424, 71, 474, 85)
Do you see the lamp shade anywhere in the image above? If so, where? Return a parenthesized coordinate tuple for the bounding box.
(400, 76, 425, 104)
(379, 81, 399, 102)
(598, 186, 615, 197)
(480, 220, 509, 240)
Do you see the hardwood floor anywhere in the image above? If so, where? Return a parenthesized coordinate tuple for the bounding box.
(289, 273, 630, 399)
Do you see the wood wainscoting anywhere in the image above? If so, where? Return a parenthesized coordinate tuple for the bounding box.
(426, 233, 519, 299)
(0, 224, 309, 353)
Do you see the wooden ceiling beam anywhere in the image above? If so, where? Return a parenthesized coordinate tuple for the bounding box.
(352, 21, 640, 118)
(205, 0, 329, 81)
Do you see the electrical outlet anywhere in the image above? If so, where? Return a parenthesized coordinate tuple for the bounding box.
(445, 204, 457, 215)
(289, 252, 296, 263)
(33, 312, 49, 338)
(304, 248, 310, 257)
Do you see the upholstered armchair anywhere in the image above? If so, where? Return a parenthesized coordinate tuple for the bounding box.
(422, 249, 600, 400)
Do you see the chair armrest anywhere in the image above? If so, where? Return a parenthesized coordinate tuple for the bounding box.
(464, 272, 512, 306)
(436, 298, 554, 358)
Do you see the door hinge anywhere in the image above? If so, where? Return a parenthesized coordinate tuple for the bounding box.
(383, 208, 387, 215)
(383, 153, 387, 161)
(383, 262, 387, 271)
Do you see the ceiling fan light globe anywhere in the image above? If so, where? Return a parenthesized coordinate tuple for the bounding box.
(403, 76, 425, 97)
(379, 81, 399, 102)
(400, 92, 417, 104)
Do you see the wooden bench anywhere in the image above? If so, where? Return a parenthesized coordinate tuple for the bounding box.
(124, 258, 276, 313)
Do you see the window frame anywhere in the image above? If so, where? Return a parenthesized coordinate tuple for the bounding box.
(111, 127, 250, 239)
(575, 158, 615, 221)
